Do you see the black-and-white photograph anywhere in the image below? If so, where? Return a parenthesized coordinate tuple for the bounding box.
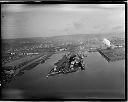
(1, 4, 125, 99)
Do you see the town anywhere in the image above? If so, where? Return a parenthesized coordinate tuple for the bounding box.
(1, 33, 125, 87)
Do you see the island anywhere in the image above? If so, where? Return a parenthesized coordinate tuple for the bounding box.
(46, 52, 86, 77)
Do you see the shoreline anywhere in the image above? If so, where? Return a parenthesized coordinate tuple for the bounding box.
(1, 52, 54, 87)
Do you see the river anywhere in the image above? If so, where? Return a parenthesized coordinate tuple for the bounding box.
(2, 51, 125, 99)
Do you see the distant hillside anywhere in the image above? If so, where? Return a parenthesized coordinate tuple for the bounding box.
(46, 32, 125, 42)
(2, 32, 125, 53)
(2, 32, 124, 44)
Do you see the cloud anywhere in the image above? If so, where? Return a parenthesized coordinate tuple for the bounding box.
(73, 22, 84, 30)
(2, 4, 25, 12)
(99, 4, 124, 9)
(58, 4, 124, 11)
(2, 4, 124, 13)
(113, 25, 124, 29)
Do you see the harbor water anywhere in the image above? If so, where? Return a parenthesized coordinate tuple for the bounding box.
(2, 52, 125, 99)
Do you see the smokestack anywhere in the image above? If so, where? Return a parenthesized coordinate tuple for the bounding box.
(103, 38, 111, 47)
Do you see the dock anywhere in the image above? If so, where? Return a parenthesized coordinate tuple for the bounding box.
(97, 47, 125, 62)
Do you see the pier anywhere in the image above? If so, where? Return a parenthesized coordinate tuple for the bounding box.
(97, 47, 125, 62)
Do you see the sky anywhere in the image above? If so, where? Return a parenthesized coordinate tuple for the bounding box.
(2, 4, 125, 39)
